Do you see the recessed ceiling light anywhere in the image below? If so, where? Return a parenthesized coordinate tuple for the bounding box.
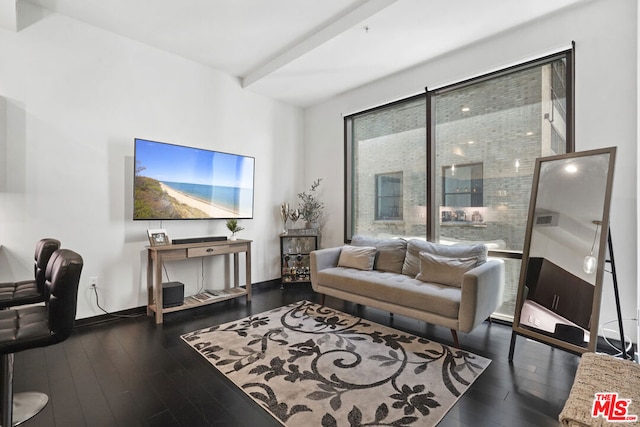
(526, 131, 534, 136)
(461, 107, 470, 112)
(468, 140, 474, 144)
(565, 164, 578, 173)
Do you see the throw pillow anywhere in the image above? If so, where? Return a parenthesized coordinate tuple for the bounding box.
(351, 235, 407, 274)
(402, 239, 487, 277)
(415, 251, 478, 287)
(337, 245, 377, 271)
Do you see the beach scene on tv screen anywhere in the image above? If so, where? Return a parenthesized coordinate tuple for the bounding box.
(134, 140, 254, 220)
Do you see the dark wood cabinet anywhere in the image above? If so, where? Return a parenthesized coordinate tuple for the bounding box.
(528, 257, 594, 330)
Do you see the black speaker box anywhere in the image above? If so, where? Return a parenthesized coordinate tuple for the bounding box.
(172, 236, 227, 245)
(162, 281, 184, 308)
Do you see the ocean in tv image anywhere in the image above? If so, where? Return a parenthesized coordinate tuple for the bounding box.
(160, 182, 252, 213)
(133, 139, 255, 220)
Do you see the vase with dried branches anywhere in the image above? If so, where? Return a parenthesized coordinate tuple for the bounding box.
(298, 178, 323, 229)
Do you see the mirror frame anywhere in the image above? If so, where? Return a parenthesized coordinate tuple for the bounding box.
(510, 147, 617, 357)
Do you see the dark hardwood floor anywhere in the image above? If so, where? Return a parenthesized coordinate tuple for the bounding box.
(16, 282, 580, 426)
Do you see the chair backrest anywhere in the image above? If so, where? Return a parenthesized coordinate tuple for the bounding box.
(44, 249, 83, 342)
(34, 238, 61, 295)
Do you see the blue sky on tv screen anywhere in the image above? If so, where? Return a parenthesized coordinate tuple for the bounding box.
(135, 139, 254, 189)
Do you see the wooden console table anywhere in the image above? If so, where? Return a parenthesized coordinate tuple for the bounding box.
(146, 239, 252, 324)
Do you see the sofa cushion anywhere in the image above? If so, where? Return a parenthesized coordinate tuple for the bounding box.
(351, 235, 407, 274)
(337, 245, 376, 271)
(415, 251, 478, 287)
(402, 240, 487, 277)
(317, 267, 461, 319)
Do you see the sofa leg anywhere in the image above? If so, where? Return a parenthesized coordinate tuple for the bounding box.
(320, 294, 326, 306)
(450, 329, 460, 348)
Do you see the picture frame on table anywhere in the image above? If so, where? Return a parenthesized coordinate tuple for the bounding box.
(147, 229, 170, 246)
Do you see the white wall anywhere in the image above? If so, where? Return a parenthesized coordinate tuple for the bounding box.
(304, 0, 638, 340)
(0, 10, 304, 319)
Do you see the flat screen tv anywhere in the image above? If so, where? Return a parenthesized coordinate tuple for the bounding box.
(133, 138, 255, 220)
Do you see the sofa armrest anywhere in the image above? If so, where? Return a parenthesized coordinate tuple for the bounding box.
(310, 246, 342, 291)
(458, 259, 505, 333)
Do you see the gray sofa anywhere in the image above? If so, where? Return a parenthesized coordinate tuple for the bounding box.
(310, 235, 505, 347)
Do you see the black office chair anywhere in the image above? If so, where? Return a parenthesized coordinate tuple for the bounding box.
(0, 238, 61, 309)
(0, 248, 83, 426)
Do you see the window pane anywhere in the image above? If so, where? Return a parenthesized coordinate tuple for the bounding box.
(376, 172, 403, 220)
(442, 163, 483, 219)
(348, 96, 426, 238)
(433, 59, 568, 319)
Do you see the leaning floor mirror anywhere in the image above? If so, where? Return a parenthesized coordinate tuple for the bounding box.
(509, 147, 616, 359)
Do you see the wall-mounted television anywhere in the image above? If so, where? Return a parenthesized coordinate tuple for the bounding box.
(133, 138, 255, 220)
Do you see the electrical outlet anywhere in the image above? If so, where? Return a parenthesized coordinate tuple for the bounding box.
(90, 276, 98, 287)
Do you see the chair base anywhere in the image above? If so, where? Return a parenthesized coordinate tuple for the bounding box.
(4, 392, 48, 427)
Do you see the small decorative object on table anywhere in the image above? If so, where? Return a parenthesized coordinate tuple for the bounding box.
(289, 208, 300, 229)
(147, 229, 170, 246)
(225, 219, 244, 240)
(282, 255, 291, 278)
(280, 202, 290, 234)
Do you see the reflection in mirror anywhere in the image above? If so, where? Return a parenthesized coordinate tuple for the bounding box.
(510, 147, 616, 358)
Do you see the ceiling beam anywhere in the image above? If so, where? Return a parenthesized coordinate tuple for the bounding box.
(1, 1, 45, 32)
(0, 0, 17, 31)
(242, 0, 398, 88)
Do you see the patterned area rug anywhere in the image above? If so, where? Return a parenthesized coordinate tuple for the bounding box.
(182, 300, 490, 426)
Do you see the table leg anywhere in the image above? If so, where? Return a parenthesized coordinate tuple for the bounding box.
(154, 253, 163, 324)
(146, 250, 154, 317)
(246, 242, 252, 302)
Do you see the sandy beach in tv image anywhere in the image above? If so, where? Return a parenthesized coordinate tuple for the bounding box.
(160, 183, 242, 218)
